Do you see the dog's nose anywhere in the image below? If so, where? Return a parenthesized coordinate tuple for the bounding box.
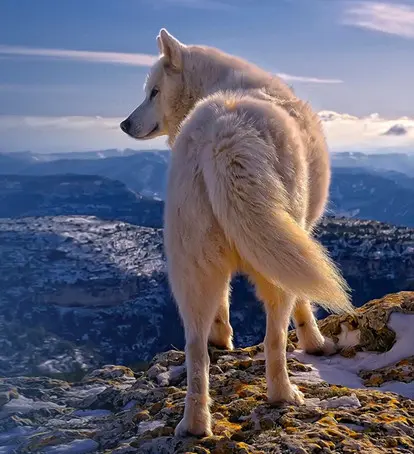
(120, 119, 130, 133)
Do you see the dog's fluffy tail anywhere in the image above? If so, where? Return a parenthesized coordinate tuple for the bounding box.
(202, 139, 353, 315)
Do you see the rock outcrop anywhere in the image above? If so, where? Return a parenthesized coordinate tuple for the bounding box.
(1, 293, 413, 453)
(1, 215, 414, 377)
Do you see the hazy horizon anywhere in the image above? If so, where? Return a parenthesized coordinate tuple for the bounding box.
(1, 1, 414, 153)
(1, 110, 414, 155)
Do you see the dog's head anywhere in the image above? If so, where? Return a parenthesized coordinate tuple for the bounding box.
(120, 29, 202, 144)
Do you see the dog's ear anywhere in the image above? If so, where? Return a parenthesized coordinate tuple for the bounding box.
(156, 35, 163, 54)
(157, 28, 185, 70)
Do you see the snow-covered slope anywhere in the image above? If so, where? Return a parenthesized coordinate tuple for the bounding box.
(1, 215, 414, 378)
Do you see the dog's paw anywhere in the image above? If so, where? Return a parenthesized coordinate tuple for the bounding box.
(297, 324, 339, 357)
(208, 339, 234, 351)
(268, 383, 305, 406)
(303, 335, 339, 356)
(174, 417, 212, 438)
(208, 323, 234, 351)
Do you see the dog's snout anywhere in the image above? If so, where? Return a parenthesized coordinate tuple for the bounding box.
(120, 118, 131, 133)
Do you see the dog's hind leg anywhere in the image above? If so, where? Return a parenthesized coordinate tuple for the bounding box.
(172, 264, 230, 437)
(292, 298, 338, 356)
(250, 270, 305, 405)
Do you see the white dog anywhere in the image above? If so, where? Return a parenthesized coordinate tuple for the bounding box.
(120, 29, 353, 437)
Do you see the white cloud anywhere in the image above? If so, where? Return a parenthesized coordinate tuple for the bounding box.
(0, 115, 167, 153)
(0, 45, 158, 67)
(1, 112, 414, 154)
(343, 1, 414, 38)
(276, 73, 343, 84)
(319, 110, 414, 151)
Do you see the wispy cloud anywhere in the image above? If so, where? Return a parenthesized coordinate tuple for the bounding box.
(276, 73, 343, 84)
(0, 44, 343, 85)
(343, 1, 414, 38)
(0, 45, 158, 67)
(0, 115, 122, 131)
(1, 112, 414, 153)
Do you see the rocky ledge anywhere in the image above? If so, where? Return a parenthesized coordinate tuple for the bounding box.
(1, 293, 413, 453)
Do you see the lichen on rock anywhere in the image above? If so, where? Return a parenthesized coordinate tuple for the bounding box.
(1, 293, 413, 453)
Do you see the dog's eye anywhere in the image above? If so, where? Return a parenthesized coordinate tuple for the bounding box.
(150, 88, 159, 100)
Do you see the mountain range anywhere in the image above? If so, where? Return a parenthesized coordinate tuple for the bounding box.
(0, 149, 169, 199)
(1, 149, 414, 227)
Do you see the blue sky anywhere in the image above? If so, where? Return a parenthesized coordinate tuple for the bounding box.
(1, 0, 414, 153)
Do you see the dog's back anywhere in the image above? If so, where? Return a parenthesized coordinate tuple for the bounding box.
(188, 45, 331, 228)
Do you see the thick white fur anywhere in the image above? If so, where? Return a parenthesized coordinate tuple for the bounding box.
(121, 28, 354, 438)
